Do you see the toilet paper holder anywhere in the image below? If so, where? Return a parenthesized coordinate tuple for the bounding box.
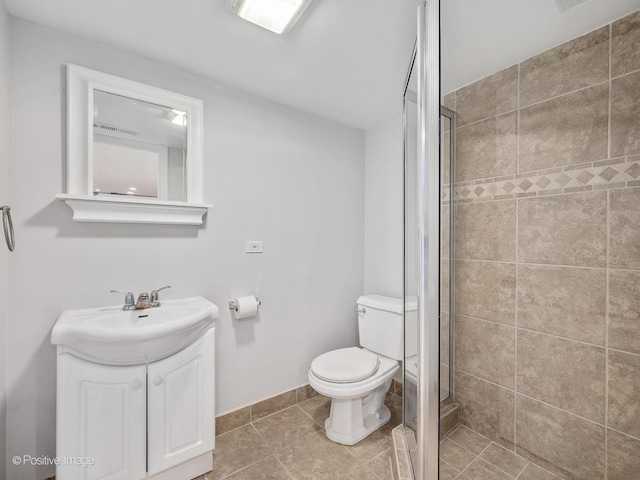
(228, 297, 262, 311)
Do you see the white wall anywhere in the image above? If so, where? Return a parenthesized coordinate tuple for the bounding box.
(7, 19, 364, 480)
(0, 0, 10, 475)
(364, 114, 403, 298)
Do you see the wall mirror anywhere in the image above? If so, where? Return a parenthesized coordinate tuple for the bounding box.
(58, 64, 211, 225)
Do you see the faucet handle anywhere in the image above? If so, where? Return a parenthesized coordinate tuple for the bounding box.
(111, 290, 135, 310)
(150, 285, 172, 305)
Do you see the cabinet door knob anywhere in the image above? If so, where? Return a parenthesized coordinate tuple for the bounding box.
(132, 380, 142, 390)
(154, 376, 163, 386)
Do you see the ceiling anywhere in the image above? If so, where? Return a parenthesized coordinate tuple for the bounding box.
(3, 0, 422, 130)
(4, 0, 640, 130)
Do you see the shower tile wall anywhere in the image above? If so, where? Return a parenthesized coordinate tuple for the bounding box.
(449, 10, 640, 480)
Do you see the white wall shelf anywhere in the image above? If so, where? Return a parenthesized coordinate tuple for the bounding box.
(56, 194, 211, 225)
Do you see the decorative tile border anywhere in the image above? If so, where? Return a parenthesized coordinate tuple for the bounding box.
(443, 156, 640, 203)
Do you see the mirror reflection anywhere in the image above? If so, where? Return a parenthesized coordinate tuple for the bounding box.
(92, 90, 187, 201)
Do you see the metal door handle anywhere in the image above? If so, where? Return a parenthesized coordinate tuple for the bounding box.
(1, 206, 14, 252)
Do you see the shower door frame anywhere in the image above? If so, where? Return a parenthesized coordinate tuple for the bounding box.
(416, 1, 441, 479)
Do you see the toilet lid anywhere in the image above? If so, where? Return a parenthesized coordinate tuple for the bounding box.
(311, 347, 379, 383)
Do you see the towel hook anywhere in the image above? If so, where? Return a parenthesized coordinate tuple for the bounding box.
(1, 206, 15, 252)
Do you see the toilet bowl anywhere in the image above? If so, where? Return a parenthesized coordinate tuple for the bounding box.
(308, 347, 399, 445)
(307, 295, 416, 445)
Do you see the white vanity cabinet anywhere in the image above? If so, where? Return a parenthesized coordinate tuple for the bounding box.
(56, 327, 215, 480)
(147, 328, 215, 476)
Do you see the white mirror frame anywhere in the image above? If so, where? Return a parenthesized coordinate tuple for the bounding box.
(57, 64, 211, 225)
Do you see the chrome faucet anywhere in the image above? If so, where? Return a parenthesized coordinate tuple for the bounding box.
(150, 285, 172, 307)
(111, 286, 172, 310)
(110, 290, 136, 311)
(135, 292, 151, 310)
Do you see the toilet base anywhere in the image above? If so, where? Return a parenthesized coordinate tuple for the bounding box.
(323, 379, 392, 445)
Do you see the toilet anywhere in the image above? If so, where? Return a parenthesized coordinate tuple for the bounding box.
(308, 295, 417, 445)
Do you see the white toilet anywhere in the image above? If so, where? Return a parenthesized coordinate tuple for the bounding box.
(308, 295, 416, 445)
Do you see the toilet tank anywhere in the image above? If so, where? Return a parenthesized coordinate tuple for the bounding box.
(357, 295, 417, 361)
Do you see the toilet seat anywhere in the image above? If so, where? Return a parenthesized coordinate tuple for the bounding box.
(311, 347, 379, 383)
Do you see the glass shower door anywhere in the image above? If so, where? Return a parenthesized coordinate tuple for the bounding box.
(403, 1, 441, 479)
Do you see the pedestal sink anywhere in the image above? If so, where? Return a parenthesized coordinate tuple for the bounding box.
(51, 296, 218, 365)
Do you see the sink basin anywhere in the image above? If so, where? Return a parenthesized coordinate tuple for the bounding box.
(51, 296, 219, 365)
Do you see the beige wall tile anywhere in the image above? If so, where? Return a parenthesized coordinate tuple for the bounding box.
(610, 187, 640, 269)
(608, 350, 640, 438)
(251, 390, 296, 421)
(455, 315, 515, 388)
(216, 406, 251, 436)
(442, 128, 452, 185)
(518, 192, 607, 267)
(295, 385, 318, 403)
(612, 10, 640, 77)
(455, 200, 516, 261)
(607, 429, 640, 480)
(440, 407, 458, 436)
(442, 206, 451, 259)
(441, 308, 450, 366)
(520, 27, 609, 107)
(456, 112, 517, 182)
(515, 395, 605, 480)
(456, 65, 518, 126)
(442, 259, 450, 310)
(609, 269, 640, 355)
(517, 330, 606, 423)
(444, 92, 456, 111)
(519, 84, 609, 171)
(455, 260, 516, 325)
(517, 265, 606, 345)
(611, 72, 640, 157)
(456, 371, 515, 448)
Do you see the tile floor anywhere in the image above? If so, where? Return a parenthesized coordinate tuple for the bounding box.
(438, 425, 564, 480)
(199, 393, 403, 480)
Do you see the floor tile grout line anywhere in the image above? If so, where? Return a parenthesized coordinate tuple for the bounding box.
(216, 449, 276, 480)
(479, 441, 532, 479)
(513, 460, 531, 479)
(456, 442, 494, 478)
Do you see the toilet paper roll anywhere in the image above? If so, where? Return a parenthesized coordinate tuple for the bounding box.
(233, 295, 258, 320)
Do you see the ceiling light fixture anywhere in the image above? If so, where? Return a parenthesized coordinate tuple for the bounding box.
(227, 0, 313, 34)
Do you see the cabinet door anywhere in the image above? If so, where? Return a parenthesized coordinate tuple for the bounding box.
(57, 354, 147, 480)
(147, 328, 215, 475)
